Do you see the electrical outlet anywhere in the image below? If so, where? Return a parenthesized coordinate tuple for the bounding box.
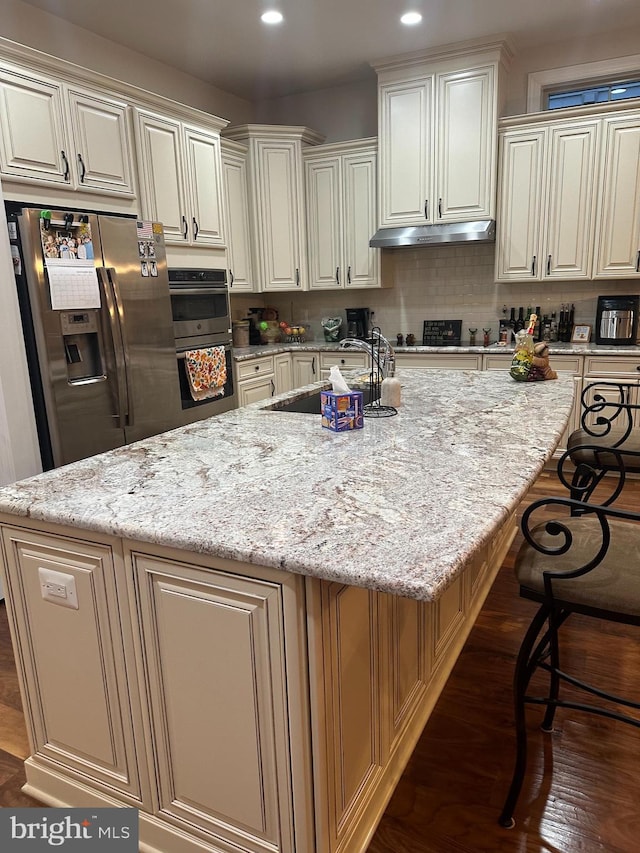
(38, 567, 79, 609)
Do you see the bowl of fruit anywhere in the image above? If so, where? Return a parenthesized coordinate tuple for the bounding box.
(279, 320, 307, 343)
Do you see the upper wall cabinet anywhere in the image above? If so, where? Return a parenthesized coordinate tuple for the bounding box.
(303, 139, 381, 290)
(223, 125, 324, 292)
(0, 65, 135, 196)
(221, 139, 255, 293)
(594, 116, 640, 278)
(495, 119, 600, 281)
(496, 102, 640, 282)
(373, 39, 513, 229)
(135, 109, 226, 247)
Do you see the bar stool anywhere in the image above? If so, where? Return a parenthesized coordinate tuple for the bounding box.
(498, 481, 640, 828)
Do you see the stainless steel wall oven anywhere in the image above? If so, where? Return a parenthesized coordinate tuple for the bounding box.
(168, 268, 236, 420)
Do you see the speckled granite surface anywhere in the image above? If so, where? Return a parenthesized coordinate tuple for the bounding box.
(233, 341, 640, 361)
(0, 370, 575, 602)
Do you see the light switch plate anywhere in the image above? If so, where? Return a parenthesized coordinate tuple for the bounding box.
(38, 566, 79, 609)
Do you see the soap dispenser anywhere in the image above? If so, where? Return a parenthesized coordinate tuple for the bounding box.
(380, 355, 401, 408)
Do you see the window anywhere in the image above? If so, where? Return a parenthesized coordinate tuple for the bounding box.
(547, 80, 640, 110)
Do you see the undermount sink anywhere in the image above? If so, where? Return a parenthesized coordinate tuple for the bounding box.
(269, 386, 378, 414)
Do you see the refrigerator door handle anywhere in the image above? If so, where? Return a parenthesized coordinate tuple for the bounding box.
(97, 267, 129, 429)
(106, 267, 134, 428)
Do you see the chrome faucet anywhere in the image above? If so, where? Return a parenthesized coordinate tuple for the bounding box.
(339, 330, 395, 379)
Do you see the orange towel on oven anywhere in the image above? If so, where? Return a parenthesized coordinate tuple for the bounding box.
(184, 347, 227, 401)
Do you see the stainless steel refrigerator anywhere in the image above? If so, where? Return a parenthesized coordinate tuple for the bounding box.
(10, 206, 183, 469)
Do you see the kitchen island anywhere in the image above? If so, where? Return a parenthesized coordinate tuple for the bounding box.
(0, 369, 575, 853)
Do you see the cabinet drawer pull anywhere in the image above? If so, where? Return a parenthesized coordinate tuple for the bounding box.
(61, 150, 70, 181)
(347, 264, 351, 284)
(546, 254, 551, 276)
(531, 255, 536, 276)
(182, 215, 188, 240)
(312, 357, 316, 375)
(336, 266, 340, 284)
(255, 364, 260, 371)
(295, 268, 300, 286)
(77, 153, 86, 182)
(270, 379, 275, 396)
(438, 198, 442, 218)
(192, 217, 199, 240)
(424, 199, 429, 220)
(229, 270, 234, 287)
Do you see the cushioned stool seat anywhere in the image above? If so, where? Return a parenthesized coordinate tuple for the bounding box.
(517, 516, 640, 618)
(567, 428, 640, 473)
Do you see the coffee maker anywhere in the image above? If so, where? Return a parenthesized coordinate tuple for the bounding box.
(346, 307, 370, 340)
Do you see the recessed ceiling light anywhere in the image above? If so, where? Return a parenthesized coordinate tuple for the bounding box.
(401, 12, 422, 25)
(261, 10, 283, 24)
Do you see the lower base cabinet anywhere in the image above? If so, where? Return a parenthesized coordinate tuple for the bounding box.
(0, 512, 516, 853)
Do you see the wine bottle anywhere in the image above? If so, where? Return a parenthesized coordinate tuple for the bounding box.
(550, 311, 558, 342)
(565, 303, 575, 342)
(515, 307, 525, 332)
(558, 305, 566, 342)
(534, 306, 541, 342)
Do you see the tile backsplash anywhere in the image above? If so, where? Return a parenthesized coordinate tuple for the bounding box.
(230, 244, 640, 344)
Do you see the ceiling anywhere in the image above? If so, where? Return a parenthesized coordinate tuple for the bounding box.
(19, 0, 640, 101)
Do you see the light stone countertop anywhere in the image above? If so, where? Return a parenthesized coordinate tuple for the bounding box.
(0, 370, 576, 602)
(233, 340, 640, 360)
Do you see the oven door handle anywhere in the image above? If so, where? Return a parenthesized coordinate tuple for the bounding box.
(169, 287, 228, 297)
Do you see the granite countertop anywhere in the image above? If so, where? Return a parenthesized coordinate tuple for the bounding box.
(0, 370, 575, 602)
(233, 341, 640, 360)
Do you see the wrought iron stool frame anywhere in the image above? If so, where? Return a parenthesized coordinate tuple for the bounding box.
(499, 491, 640, 828)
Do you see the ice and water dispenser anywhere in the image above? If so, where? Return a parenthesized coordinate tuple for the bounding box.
(60, 311, 104, 382)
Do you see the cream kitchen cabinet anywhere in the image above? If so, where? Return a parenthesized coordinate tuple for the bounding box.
(593, 115, 640, 278)
(395, 352, 482, 370)
(221, 139, 255, 292)
(135, 108, 226, 247)
(223, 125, 324, 292)
(291, 351, 319, 387)
(274, 352, 294, 393)
(373, 41, 511, 229)
(319, 350, 368, 379)
(581, 355, 640, 432)
(0, 65, 135, 196)
(304, 139, 380, 290)
(495, 119, 600, 281)
(236, 355, 277, 406)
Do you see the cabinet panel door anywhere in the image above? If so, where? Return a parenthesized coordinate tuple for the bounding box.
(184, 126, 225, 246)
(0, 68, 69, 183)
(0, 527, 145, 802)
(343, 150, 380, 288)
(544, 122, 599, 279)
(133, 555, 292, 851)
(238, 375, 275, 406)
(67, 89, 135, 195)
(256, 141, 305, 290)
(495, 129, 546, 280)
(305, 156, 342, 289)
(274, 353, 293, 394)
(291, 352, 317, 387)
(594, 118, 640, 278)
(379, 80, 432, 226)
(437, 67, 494, 221)
(222, 150, 255, 291)
(135, 111, 186, 242)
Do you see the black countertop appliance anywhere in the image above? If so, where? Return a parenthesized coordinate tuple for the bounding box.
(595, 294, 639, 345)
(345, 307, 370, 339)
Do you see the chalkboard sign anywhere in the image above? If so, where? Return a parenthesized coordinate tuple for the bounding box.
(422, 319, 462, 346)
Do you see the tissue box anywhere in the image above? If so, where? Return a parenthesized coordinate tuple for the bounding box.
(321, 390, 364, 432)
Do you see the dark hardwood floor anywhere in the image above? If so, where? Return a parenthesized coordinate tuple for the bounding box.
(1, 472, 639, 851)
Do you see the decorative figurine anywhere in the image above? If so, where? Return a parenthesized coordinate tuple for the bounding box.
(468, 328, 477, 346)
(405, 333, 416, 346)
(483, 328, 491, 347)
(396, 333, 404, 347)
(321, 316, 342, 342)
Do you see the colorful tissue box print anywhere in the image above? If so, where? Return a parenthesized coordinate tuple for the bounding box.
(321, 391, 364, 432)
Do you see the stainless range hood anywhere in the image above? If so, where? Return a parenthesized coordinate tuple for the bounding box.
(369, 219, 495, 248)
